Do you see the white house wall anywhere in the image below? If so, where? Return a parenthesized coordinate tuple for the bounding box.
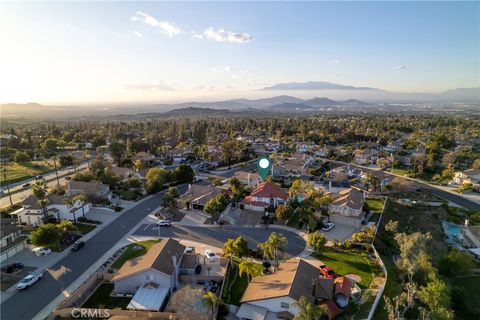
(246, 296, 300, 316)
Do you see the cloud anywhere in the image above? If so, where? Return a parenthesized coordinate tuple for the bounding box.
(191, 31, 203, 39)
(203, 27, 255, 43)
(329, 59, 340, 64)
(223, 66, 234, 72)
(133, 31, 143, 38)
(125, 81, 174, 91)
(393, 65, 406, 70)
(131, 12, 182, 37)
(231, 74, 242, 79)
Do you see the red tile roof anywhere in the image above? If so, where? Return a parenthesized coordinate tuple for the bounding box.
(247, 182, 288, 200)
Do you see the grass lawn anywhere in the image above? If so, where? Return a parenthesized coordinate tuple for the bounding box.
(110, 239, 160, 270)
(82, 283, 131, 309)
(73, 222, 96, 234)
(365, 198, 384, 213)
(0, 161, 55, 186)
(221, 258, 254, 306)
(312, 248, 376, 289)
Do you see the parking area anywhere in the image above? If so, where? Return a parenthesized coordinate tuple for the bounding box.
(1, 246, 62, 271)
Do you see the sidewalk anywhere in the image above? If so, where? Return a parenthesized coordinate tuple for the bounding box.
(0, 195, 154, 304)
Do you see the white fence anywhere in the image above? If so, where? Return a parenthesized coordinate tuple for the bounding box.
(367, 245, 388, 320)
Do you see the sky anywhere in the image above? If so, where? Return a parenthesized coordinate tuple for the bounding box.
(0, 1, 479, 105)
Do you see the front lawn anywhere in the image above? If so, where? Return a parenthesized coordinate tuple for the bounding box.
(110, 239, 160, 270)
(82, 283, 131, 309)
(365, 198, 384, 213)
(312, 248, 377, 289)
(73, 222, 96, 234)
(0, 161, 55, 186)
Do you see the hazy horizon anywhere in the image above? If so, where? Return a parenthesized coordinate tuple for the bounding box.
(1, 1, 479, 105)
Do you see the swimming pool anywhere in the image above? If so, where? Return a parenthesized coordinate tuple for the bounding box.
(442, 221, 462, 244)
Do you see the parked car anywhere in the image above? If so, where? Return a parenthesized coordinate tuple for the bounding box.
(319, 264, 337, 279)
(35, 175, 43, 180)
(65, 176, 72, 181)
(22, 183, 31, 188)
(33, 247, 51, 256)
(204, 249, 217, 262)
(156, 219, 171, 227)
(322, 222, 335, 232)
(71, 241, 85, 252)
(184, 247, 195, 254)
(16, 272, 43, 290)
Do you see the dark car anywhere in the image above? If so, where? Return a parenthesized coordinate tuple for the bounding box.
(35, 175, 43, 180)
(65, 176, 72, 181)
(71, 241, 85, 252)
(22, 183, 31, 188)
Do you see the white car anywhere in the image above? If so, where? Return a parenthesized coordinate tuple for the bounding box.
(16, 272, 43, 290)
(33, 247, 52, 256)
(322, 222, 335, 232)
(204, 249, 217, 262)
(184, 247, 195, 254)
(156, 219, 171, 227)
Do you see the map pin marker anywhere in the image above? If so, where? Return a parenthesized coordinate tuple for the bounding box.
(257, 156, 272, 181)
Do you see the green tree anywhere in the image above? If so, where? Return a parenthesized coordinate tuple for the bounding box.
(233, 236, 249, 257)
(108, 141, 126, 164)
(42, 138, 58, 152)
(204, 192, 229, 217)
(146, 167, 172, 193)
(30, 223, 61, 250)
(418, 278, 454, 320)
(308, 231, 326, 253)
(292, 296, 328, 320)
(14, 151, 30, 163)
(162, 187, 180, 209)
(275, 204, 293, 221)
(174, 164, 195, 183)
(473, 158, 480, 169)
(59, 154, 74, 167)
(438, 248, 475, 277)
(239, 258, 261, 281)
(202, 291, 221, 317)
(257, 232, 288, 272)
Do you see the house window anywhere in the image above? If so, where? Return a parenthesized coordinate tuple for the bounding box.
(281, 302, 289, 309)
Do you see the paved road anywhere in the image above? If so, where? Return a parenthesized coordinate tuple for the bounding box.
(133, 224, 306, 257)
(1, 163, 89, 208)
(317, 158, 480, 211)
(0, 185, 187, 320)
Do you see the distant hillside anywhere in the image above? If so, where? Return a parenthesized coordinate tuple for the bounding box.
(262, 81, 380, 91)
(162, 107, 231, 117)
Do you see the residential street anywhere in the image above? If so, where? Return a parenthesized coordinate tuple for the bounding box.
(0, 184, 306, 320)
(0, 185, 187, 320)
(133, 224, 306, 257)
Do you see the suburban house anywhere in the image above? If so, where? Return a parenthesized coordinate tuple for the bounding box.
(453, 169, 480, 189)
(166, 146, 193, 162)
(110, 166, 144, 181)
(353, 149, 371, 165)
(236, 258, 352, 320)
(234, 171, 263, 188)
(67, 180, 112, 200)
(112, 238, 186, 311)
(131, 151, 157, 167)
(183, 183, 224, 211)
(271, 164, 292, 182)
(282, 153, 315, 175)
(359, 170, 393, 191)
(241, 181, 288, 212)
(328, 188, 365, 228)
(14, 194, 90, 226)
(1, 217, 28, 263)
(461, 224, 480, 249)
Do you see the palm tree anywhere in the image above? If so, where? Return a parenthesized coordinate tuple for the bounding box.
(202, 291, 221, 319)
(239, 259, 260, 282)
(36, 198, 50, 221)
(258, 232, 288, 272)
(32, 179, 47, 199)
(74, 193, 88, 218)
(292, 296, 328, 320)
(52, 156, 60, 190)
(64, 197, 77, 222)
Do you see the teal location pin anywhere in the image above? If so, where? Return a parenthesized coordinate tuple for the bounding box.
(257, 156, 272, 181)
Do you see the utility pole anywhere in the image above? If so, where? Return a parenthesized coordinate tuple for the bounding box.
(2, 169, 13, 206)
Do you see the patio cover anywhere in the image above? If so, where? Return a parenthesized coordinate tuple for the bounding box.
(126, 285, 169, 311)
(236, 303, 268, 320)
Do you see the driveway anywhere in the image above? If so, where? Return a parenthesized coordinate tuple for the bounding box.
(322, 224, 357, 240)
